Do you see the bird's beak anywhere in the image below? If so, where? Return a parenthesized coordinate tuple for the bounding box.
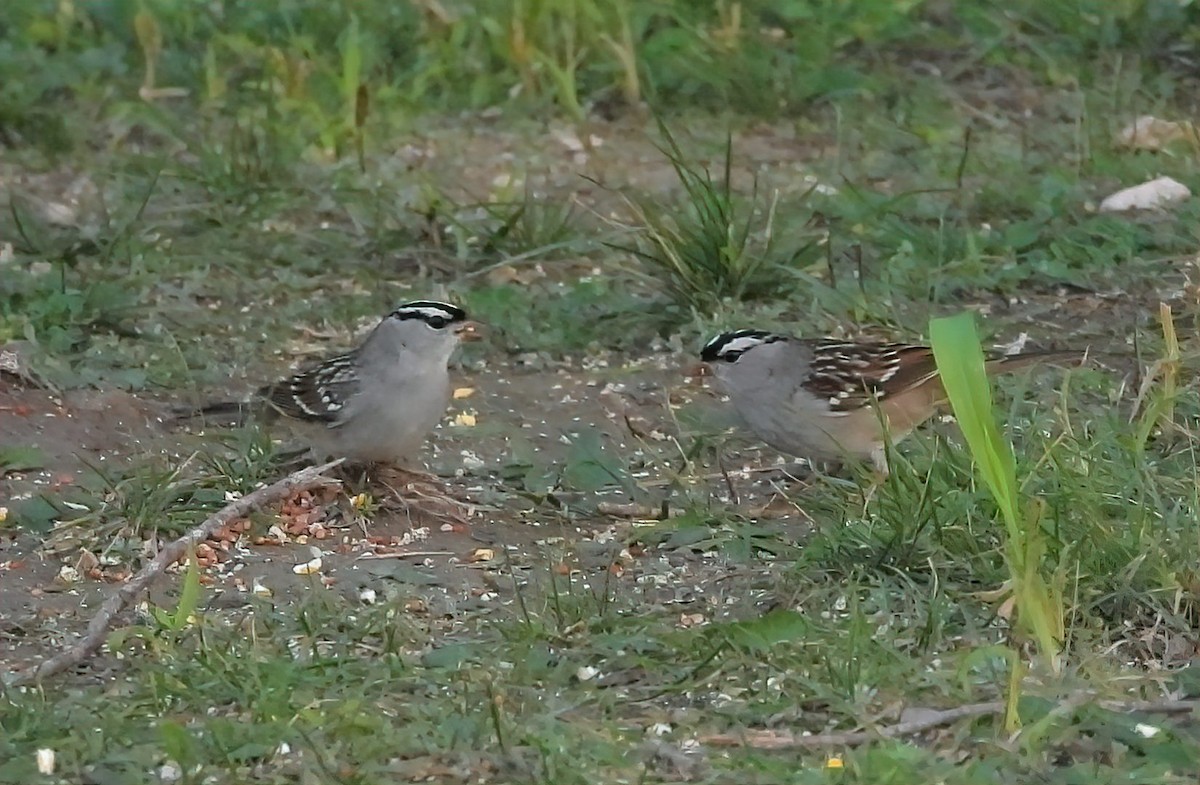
(455, 321, 483, 341)
(684, 362, 711, 379)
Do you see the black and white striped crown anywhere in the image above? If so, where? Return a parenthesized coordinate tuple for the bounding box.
(388, 300, 468, 328)
(700, 329, 786, 363)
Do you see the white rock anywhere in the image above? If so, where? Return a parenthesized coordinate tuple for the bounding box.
(35, 749, 55, 774)
(1099, 176, 1191, 212)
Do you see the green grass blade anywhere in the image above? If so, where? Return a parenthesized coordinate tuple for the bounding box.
(930, 312, 1063, 676)
(929, 312, 1020, 535)
(172, 548, 202, 630)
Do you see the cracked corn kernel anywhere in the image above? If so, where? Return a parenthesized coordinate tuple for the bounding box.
(293, 557, 322, 575)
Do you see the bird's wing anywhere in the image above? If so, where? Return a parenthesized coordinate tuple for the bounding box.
(259, 352, 360, 425)
(799, 340, 937, 413)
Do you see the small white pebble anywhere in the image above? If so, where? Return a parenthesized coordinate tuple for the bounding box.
(576, 665, 600, 682)
(35, 749, 55, 774)
(1136, 723, 1161, 738)
(358, 588, 377, 605)
(159, 762, 182, 782)
(646, 723, 672, 737)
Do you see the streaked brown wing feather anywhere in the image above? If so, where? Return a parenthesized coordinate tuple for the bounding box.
(258, 353, 359, 424)
(802, 340, 937, 412)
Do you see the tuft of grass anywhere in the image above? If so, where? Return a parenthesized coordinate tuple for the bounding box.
(612, 119, 819, 314)
(42, 430, 285, 561)
(447, 187, 587, 265)
(476, 191, 583, 260)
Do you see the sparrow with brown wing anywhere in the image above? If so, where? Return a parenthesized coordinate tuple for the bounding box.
(699, 330, 1086, 476)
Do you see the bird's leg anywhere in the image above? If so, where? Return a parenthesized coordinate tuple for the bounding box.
(869, 446, 890, 479)
(373, 463, 476, 525)
(716, 449, 740, 505)
(860, 445, 891, 511)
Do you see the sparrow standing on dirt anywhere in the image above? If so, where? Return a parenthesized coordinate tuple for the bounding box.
(182, 300, 480, 469)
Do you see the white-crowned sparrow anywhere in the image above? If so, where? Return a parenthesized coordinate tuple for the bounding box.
(186, 300, 479, 467)
(699, 329, 1085, 475)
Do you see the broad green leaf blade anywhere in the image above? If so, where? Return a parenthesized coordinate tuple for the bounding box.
(929, 312, 1020, 533)
(719, 609, 810, 653)
(930, 312, 1062, 674)
(0, 446, 45, 473)
(172, 549, 202, 630)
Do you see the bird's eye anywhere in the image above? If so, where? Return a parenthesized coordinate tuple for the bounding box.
(426, 315, 449, 329)
(722, 351, 741, 363)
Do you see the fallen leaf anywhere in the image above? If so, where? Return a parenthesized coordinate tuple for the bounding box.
(1117, 115, 1196, 151)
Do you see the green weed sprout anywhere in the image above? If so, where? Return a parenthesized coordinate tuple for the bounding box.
(930, 313, 1065, 724)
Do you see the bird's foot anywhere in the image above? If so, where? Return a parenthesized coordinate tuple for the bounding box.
(372, 465, 478, 525)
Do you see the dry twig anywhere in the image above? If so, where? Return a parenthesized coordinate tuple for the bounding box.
(700, 698, 1200, 750)
(4, 460, 343, 687)
(356, 550, 454, 560)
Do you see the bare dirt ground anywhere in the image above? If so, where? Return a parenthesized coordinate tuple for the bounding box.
(0, 348, 812, 680)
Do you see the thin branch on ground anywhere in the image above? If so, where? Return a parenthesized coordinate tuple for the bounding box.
(356, 550, 455, 560)
(700, 698, 1200, 750)
(3, 459, 344, 687)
